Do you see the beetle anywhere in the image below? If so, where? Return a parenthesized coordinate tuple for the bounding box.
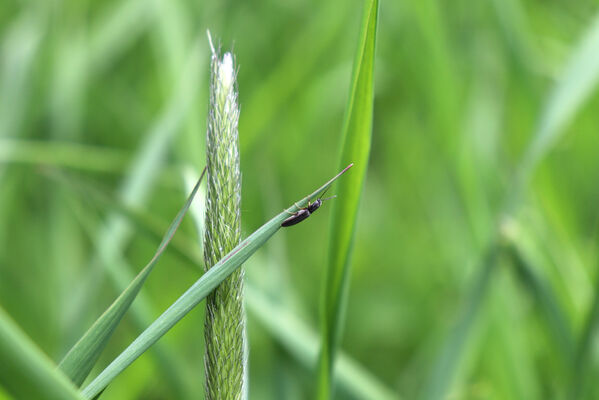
(281, 188, 337, 227)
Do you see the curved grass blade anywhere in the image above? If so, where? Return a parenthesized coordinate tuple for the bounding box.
(520, 12, 599, 180)
(46, 168, 203, 269)
(0, 307, 85, 400)
(507, 243, 574, 364)
(81, 164, 353, 399)
(57, 168, 206, 386)
(62, 186, 198, 399)
(317, 0, 378, 398)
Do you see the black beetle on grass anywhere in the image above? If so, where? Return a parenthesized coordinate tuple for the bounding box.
(281, 188, 337, 227)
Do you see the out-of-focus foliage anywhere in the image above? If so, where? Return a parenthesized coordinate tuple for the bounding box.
(2, 0, 599, 399)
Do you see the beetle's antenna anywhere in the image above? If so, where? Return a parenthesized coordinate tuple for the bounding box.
(318, 186, 331, 200)
(321, 195, 337, 202)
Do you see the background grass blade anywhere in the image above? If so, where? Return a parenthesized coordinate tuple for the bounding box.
(81, 165, 352, 399)
(521, 12, 599, 178)
(57, 170, 205, 386)
(47, 169, 203, 269)
(506, 243, 574, 364)
(317, 0, 378, 398)
(61, 183, 200, 399)
(0, 307, 86, 400)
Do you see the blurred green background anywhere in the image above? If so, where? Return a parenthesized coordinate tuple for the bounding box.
(2, 0, 599, 399)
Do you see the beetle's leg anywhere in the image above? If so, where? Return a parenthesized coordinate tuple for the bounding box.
(284, 209, 296, 215)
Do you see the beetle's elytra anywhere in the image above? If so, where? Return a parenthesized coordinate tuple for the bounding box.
(281, 190, 336, 227)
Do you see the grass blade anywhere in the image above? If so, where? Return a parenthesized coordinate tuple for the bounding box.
(57, 169, 205, 386)
(0, 307, 85, 400)
(521, 12, 599, 178)
(507, 243, 574, 364)
(317, 0, 378, 398)
(81, 164, 352, 399)
(47, 169, 203, 269)
(61, 182, 200, 399)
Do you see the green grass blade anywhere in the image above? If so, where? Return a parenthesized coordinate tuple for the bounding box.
(521, 12, 599, 178)
(507, 244, 574, 364)
(61, 182, 199, 399)
(80, 165, 352, 399)
(317, 0, 378, 398)
(0, 307, 86, 400)
(57, 169, 205, 386)
(47, 169, 203, 269)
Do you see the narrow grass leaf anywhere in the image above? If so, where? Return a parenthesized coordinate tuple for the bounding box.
(61, 186, 196, 399)
(81, 164, 352, 399)
(57, 169, 205, 386)
(317, 0, 378, 398)
(0, 307, 86, 400)
(521, 12, 599, 178)
(507, 244, 574, 364)
(47, 169, 203, 269)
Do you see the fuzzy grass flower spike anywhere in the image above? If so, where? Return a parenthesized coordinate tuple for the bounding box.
(203, 32, 246, 400)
